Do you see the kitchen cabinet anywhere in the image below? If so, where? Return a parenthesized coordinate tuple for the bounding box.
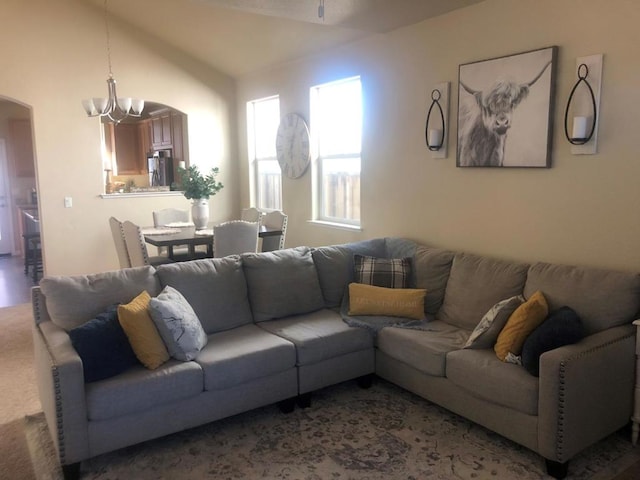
(8, 119, 35, 178)
(151, 113, 172, 149)
(106, 123, 146, 175)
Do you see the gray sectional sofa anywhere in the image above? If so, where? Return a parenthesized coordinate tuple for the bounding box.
(32, 238, 640, 479)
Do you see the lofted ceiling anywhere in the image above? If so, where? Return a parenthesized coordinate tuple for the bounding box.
(82, 0, 485, 78)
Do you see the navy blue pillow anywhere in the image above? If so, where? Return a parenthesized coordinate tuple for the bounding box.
(521, 306, 585, 377)
(69, 304, 139, 383)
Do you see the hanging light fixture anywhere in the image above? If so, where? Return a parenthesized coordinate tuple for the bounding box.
(81, 0, 144, 124)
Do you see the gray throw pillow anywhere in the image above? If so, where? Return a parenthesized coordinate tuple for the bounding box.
(148, 286, 208, 361)
(464, 295, 524, 349)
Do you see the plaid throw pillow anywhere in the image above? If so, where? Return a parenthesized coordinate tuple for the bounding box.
(353, 254, 412, 289)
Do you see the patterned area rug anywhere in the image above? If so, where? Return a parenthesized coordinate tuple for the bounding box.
(25, 379, 640, 480)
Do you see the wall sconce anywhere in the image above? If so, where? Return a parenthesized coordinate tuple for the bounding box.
(425, 82, 449, 159)
(564, 54, 603, 155)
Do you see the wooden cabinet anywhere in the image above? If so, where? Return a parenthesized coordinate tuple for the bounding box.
(151, 113, 172, 149)
(8, 119, 35, 178)
(105, 123, 146, 175)
(104, 108, 187, 178)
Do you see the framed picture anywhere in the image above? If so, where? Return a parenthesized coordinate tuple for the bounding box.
(456, 46, 558, 168)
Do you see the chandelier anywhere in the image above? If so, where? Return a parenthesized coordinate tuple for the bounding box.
(81, 0, 144, 124)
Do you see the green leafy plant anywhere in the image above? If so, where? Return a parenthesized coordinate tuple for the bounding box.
(177, 165, 224, 200)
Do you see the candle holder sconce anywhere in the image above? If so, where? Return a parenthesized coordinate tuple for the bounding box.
(564, 54, 603, 155)
(425, 81, 450, 159)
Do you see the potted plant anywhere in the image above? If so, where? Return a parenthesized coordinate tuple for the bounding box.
(177, 165, 224, 229)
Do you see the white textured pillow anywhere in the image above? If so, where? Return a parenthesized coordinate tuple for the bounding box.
(464, 295, 524, 349)
(148, 286, 207, 361)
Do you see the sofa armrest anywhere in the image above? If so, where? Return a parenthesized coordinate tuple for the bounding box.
(538, 323, 635, 463)
(33, 319, 89, 465)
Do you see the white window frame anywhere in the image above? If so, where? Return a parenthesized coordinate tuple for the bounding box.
(310, 76, 362, 227)
(246, 95, 281, 211)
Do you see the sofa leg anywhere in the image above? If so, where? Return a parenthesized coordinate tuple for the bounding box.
(297, 392, 311, 409)
(62, 462, 81, 480)
(545, 459, 568, 479)
(357, 374, 374, 389)
(278, 397, 296, 413)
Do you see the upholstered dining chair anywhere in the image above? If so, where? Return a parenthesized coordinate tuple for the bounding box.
(261, 210, 288, 252)
(152, 208, 194, 258)
(152, 208, 190, 227)
(213, 220, 259, 258)
(241, 207, 263, 224)
(109, 216, 131, 269)
(122, 220, 175, 267)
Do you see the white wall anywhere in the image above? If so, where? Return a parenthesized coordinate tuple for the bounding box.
(0, 0, 237, 275)
(237, 0, 640, 271)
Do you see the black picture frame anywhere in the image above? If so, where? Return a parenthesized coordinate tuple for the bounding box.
(456, 46, 558, 168)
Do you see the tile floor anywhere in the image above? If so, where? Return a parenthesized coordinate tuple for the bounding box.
(0, 255, 35, 307)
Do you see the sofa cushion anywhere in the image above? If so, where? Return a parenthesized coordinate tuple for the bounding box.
(312, 246, 352, 308)
(446, 349, 539, 416)
(521, 306, 585, 376)
(412, 245, 455, 315)
(353, 254, 412, 288)
(438, 253, 529, 330)
(196, 324, 296, 391)
(85, 360, 203, 421)
(155, 257, 253, 334)
(384, 237, 418, 259)
(524, 262, 640, 335)
(376, 320, 470, 377)
(312, 238, 388, 309)
(68, 304, 139, 383)
(118, 291, 169, 370)
(348, 283, 426, 320)
(148, 286, 208, 361)
(39, 266, 160, 331)
(257, 308, 373, 366)
(242, 247, 325, 322)
(464, 295, 524, 349)
(495, 291, 549, 361)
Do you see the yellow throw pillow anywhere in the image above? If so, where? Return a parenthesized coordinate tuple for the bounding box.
(118, 291, 169, 370)
(348, 283, 426, 320)
(494, 290, 549, 361)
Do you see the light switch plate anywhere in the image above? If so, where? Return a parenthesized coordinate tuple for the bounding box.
(64, 197, 72, 208)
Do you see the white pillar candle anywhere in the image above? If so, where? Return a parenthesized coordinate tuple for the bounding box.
(178, 161, 186, 170)
(572, 116, 588, 139)
(428, 128, 443, 147)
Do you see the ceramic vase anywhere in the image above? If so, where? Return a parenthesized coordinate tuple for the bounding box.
(191, 198, 209, 229)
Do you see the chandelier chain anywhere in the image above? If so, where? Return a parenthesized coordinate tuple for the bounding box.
(104, 0, 113, 78)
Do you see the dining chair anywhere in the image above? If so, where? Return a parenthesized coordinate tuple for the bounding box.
(122, 220, 175, 267)
(152, 208, 190, 227)
(241, 207, 263, 224)
(213, 220, 259, 258)
(109, 216, 132, 269)
(152, 208, 193, 257)
(261, 210, 288, 252)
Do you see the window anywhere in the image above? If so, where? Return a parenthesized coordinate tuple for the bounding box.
(247, 96, 281, 210)
(311, 77, 362, 226)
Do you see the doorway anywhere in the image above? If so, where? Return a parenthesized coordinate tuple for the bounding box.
(0, 98, 40, 289)
(0, 139, 12, 255)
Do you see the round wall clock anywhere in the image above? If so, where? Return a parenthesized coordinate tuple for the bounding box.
(276, 112, 311, 179)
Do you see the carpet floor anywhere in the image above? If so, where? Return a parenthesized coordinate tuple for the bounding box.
(23, 379, 640, 480)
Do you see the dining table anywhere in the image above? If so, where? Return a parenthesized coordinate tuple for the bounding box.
(142, 223, 283, 261)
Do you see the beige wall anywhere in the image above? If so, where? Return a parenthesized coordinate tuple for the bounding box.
(237, 0, 640, 271)
(0, 0, 237, 275)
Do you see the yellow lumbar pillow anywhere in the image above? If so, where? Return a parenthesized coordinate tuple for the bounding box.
(118, 291, 169, 370)
(348, 283, 426, 320)
(494, 290, 549, 361)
